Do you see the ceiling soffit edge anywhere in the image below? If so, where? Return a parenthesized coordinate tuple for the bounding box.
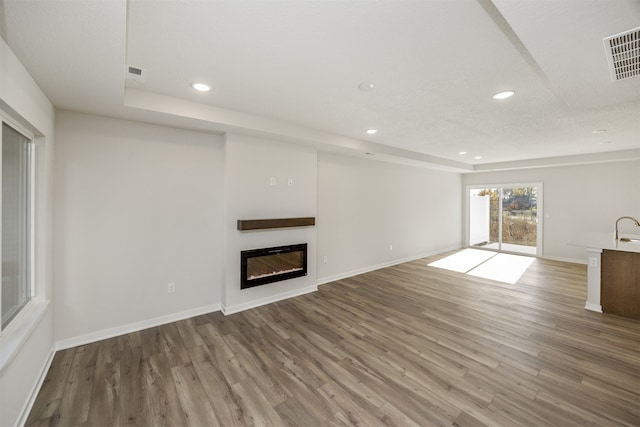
(471, 149, 640, 173)
(124, 88, 474, 172)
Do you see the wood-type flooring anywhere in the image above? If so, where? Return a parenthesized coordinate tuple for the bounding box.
(26, 253, 640, 426)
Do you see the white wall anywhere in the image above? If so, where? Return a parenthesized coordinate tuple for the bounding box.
(317, 152, 462, 282)
(223, 133, 317, 313)
(0, 38, 55, 427)
(54, 111, 224, 345)
(463, 160, 640, 262)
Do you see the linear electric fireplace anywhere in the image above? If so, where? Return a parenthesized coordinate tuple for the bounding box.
(240, 243, 307, 289)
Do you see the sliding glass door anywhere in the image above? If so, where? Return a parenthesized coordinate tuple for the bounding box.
(468, 184, 541, 256)
(469, 187, 498, 248)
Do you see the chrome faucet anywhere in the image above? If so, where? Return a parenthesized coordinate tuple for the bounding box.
(615, 216, 640, 240)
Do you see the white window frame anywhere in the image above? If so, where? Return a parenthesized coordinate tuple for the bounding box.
(0, 110, 47, 373)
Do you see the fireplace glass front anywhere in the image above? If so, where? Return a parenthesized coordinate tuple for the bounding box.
(240, 243, 307, 289)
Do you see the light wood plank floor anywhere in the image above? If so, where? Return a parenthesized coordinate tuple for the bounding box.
(26, 253, 640, 426)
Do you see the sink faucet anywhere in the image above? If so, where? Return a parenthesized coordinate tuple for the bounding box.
(615, 216, 640, 240)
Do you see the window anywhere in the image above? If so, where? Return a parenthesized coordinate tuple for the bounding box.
(1, 121, 33, 330)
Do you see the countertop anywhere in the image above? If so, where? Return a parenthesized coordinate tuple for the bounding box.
(569, 232, 640, 254)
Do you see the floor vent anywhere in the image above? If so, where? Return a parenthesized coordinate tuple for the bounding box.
(604, 27, 640, 81)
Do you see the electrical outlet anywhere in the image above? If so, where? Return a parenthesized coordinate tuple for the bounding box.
(389, 244, 393, 251)
(168, 282, 176, 293)
(589, 258, 597, 267)
(270, 176, 276, 186)
(288, 178, 294, 187)
(323, 255, 328, 264)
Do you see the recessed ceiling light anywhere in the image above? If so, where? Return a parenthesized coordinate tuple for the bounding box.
(474, 156, 483, 159)
(191, 82, 212, 92)
(592, 129, 608, 134)
(599, 141, 612, 145)
(458, 151, 467, 155)
(492, 90, 515, 100)
(365, 129, 378, 135)
(365, 152, 375, 156)
(358, 82, 374, 92)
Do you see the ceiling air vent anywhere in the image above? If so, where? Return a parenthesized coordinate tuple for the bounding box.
(603, 27, 640, 81)
(126, 65, 146, 82)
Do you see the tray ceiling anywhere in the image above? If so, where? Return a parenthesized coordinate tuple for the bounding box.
(2, 0, 639, 170)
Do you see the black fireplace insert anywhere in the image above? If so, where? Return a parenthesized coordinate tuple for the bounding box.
(240, 243, 307, 289)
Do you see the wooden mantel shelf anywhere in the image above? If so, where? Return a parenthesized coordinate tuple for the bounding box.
(237, 217, 315, 231)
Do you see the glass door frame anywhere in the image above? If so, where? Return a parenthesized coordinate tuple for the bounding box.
(465, 182, 543, 257)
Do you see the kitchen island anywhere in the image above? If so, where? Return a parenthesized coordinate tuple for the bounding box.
(570, 232, 640, 320)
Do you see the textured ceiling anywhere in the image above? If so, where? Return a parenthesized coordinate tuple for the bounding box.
(2, 0, 639, 170)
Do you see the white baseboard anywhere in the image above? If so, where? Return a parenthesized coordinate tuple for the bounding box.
(541, 255, 586, 265)
(16, 345, 55, 427)
(221, 285, 318, 315)
(585, 302, 603, 313)
(316, 245, 462, 286)
(56, 303, 221, 351)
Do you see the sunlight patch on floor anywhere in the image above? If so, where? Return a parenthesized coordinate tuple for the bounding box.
(429, 249, 535, 284)
(428, 248, 496, 273)
(466, 253, 535, 284)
